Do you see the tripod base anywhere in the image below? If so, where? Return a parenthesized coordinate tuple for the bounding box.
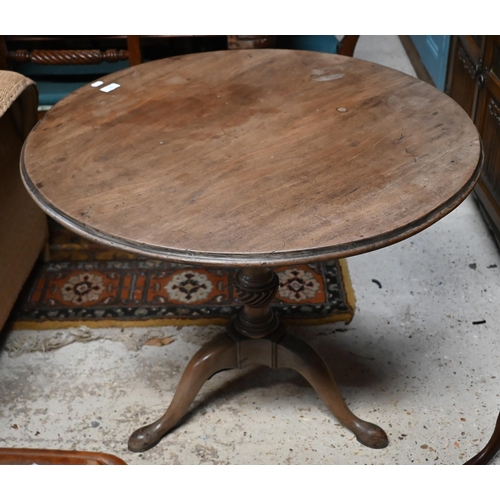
(128, 327, 388, 452)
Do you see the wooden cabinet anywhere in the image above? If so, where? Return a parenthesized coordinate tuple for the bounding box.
(447, 35, 500, 246)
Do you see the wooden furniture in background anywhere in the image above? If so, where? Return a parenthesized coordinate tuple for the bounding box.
(0, 35, 275, 113)
(21, 49, 481, 453)
(0, 35, 359, 115)
(1, 35, 143, 65)
(446, 35, 500, 247)
(227, 35, 276, 50)
(0, 36, 149, 113)
(335, 35, 360, 57)
(0, 447, 126, 464)
(446, 36, 500, 465)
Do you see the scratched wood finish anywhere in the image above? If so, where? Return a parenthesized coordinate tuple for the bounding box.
(22, 49, 482, 266)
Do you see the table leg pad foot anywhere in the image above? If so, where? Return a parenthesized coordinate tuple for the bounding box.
(128, 335, 239, 452)
(128, 424, 164, 453)
(353, 421, 389, 449)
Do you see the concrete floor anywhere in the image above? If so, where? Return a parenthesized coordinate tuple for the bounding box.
(1, 36, 500, 465)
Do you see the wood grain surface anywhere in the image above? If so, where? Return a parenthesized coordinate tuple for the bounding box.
(21, 49, 482, 266)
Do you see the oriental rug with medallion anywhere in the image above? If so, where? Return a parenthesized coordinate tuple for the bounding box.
(9, 223, 355, 330)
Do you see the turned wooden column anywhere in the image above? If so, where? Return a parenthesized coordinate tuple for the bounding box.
(231, 267, 281, 340)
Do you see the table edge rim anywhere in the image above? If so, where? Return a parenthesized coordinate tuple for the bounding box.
(20, 142, 484, 267)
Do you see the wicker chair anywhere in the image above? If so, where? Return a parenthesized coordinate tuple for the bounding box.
(0, 70, 48, 332)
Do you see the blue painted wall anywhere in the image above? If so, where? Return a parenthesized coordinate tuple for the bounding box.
(409, 36, 450, 91)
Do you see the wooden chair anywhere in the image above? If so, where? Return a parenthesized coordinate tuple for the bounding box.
(0, 36, 267, 112)
(0, 36, 359, 114)
(0, 36, 145, 114)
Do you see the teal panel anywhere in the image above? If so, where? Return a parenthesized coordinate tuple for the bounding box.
(13, 60, 130, 106)
(410, 35, 450, 91)
(289, 35, 339, 53)
(16, 60, 130, 77)
(276, 36, 340, 54)
(35, 80, 89, 106)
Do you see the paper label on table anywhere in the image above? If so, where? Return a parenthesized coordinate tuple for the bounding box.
(91, 81, 104, 88)
(100, 83, 121, 93)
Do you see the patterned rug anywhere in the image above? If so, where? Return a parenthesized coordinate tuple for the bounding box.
(9, 221, 355, 329)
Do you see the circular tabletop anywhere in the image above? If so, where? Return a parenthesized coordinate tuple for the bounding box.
(22, 49, 482, 266)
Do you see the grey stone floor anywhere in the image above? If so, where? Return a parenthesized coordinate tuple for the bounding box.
(1, 36, 499, 465)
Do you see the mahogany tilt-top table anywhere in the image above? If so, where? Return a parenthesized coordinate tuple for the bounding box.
(21, 49, 482, 453)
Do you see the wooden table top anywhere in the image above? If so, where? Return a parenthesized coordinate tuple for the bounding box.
(21, 49, 482, 266)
